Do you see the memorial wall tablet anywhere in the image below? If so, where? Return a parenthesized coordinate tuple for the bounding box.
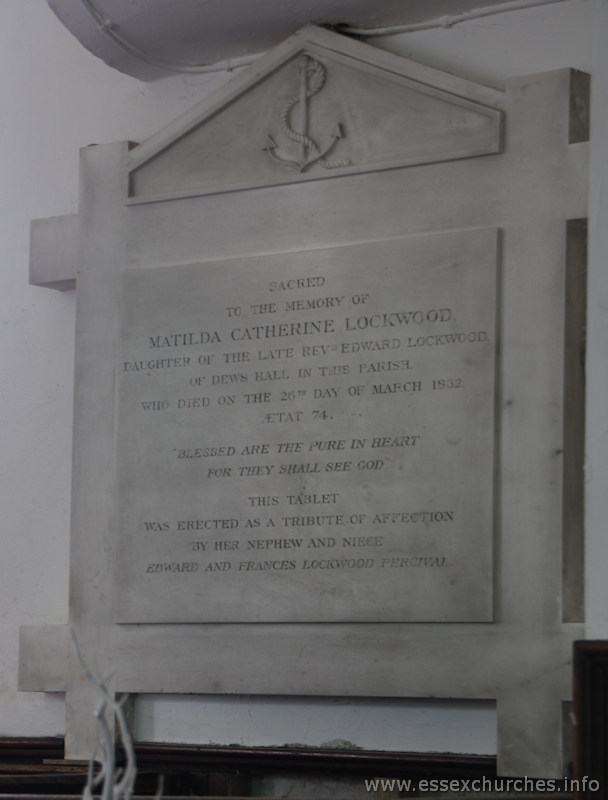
(116, 230, 498, 623)
(21, 25, 589, 777)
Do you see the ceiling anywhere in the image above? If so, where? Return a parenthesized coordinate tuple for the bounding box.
(47, 0, 531, 81)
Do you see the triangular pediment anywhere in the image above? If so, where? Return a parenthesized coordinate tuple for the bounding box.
(127, 25, 503, 201)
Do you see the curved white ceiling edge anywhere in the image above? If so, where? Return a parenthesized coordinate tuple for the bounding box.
(46, 0, 525, 82)
(46, 0, 170, 80)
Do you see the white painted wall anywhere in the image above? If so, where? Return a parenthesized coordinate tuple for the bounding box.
(2, 0, 603, 755)
(0, 0, 236, 739)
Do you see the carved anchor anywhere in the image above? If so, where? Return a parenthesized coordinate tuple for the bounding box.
(264, 55, 351, 172)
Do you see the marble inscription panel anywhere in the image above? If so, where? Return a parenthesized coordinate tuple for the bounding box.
(113, 228, 498, 623)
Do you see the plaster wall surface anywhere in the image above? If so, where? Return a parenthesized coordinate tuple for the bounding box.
(2, 0, 603, 757)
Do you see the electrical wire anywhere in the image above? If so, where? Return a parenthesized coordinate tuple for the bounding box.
(336, 0, 571, 36)
(79, 0, 573, 75)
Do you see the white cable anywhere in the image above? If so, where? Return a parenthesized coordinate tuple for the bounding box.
(337, 0, 571, 36)
(79, 0, 573, 74)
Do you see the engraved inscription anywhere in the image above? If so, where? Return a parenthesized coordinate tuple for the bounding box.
(114, 229, 498, 623)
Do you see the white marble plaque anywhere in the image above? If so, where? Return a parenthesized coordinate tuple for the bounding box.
(114, 228, 498, 623)
(21, 35, 587, 773)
